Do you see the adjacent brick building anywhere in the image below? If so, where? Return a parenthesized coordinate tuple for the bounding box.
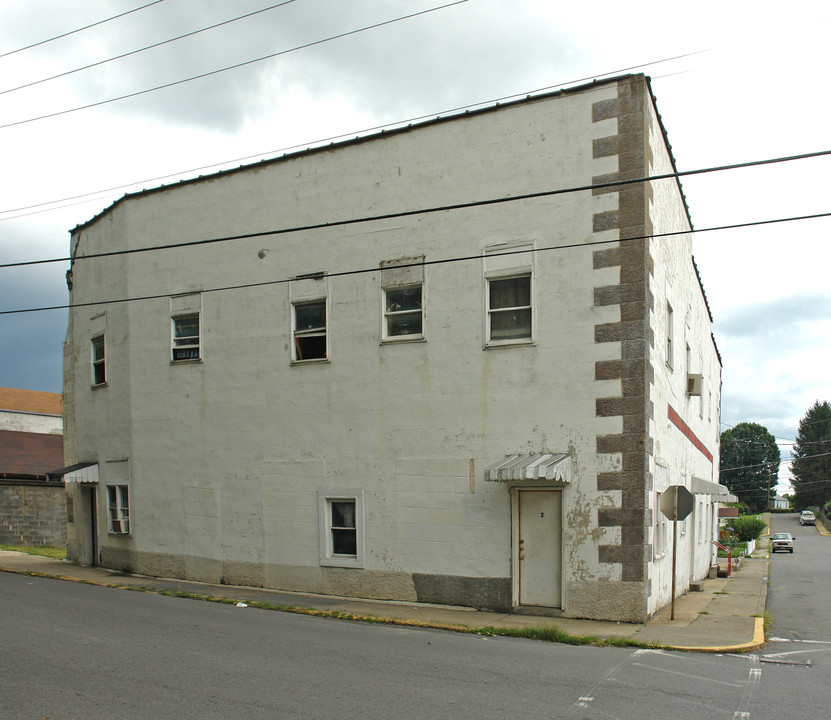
(0, 387, 66, 546)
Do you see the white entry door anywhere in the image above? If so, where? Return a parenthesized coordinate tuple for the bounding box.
(517, 490, 562, 608)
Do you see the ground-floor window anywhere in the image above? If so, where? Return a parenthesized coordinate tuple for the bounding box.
(318, 489, 364, 568)
(107, 485, 130, 535)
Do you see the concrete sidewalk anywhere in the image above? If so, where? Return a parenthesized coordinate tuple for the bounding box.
(0, 546, 769, 653)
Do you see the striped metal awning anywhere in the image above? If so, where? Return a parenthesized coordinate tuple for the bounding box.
(485, 453, 572, 483)
(692, 476, 737, 502)
(48, 462, 99, 484)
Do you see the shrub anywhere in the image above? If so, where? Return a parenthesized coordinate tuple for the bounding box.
(730, 515, 767, 542)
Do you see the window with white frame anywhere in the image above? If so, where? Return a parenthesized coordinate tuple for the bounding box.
(487, 274, 532, 343)
(172, 313, 200, 361)
(91, 334, 106, 386)
(383, 284, 423, 340)
(107, 485, 130, 535)
(318, 489, 364, 568)
(654, 493, 667, 558)
(665, 302, 674, 368)
(293, 300, 327, 361)
(685, 342, 691, 380)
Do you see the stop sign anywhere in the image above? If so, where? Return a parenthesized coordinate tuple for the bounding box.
(660, 485, 694, 521)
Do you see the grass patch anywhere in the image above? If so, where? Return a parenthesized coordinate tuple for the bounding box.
(470, 625, 659, 649)
(7, 567, 665, 650)
(754, 611, 772, 636)
(0, 544, 66, 560)
(117, 585, 663, 649)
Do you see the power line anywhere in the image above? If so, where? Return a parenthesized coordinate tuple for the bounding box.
(3, 148, 831, 270)
(720, 418, 829, 446)
(1, 51, 708, 220)
(722, 451, 831, 474)
(0, 0, 166, 59)
(3, 210, 831, 316)
(0, 1, 298, 96)
(0, 1, 469, 130)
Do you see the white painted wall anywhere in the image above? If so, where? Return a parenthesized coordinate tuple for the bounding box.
(0, 410, 62, 435)
(645, 94, 723, 614)
(64, 78, 723, 619)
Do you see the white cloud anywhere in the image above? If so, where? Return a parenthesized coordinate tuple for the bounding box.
(0, 0, 829, 442)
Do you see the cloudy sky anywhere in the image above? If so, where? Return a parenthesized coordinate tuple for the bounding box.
(1, 0, 829, 489)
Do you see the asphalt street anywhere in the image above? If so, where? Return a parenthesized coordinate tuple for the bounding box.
(753, 514, 831, 717)
(1, 535, 829, 720)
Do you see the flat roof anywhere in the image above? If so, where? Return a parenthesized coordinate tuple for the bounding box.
(72, 74, 669, 233)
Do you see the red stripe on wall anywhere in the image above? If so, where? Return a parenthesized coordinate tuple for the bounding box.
(667, 404, 713, 464)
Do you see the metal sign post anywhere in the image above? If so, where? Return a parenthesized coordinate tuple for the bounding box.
(671, 508, 678, 620)
(659, 485, 694, 621)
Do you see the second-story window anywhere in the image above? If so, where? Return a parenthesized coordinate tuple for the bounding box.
(383, 285, 423, 340)
(172, 313, 200, 361)
(293, 300, 327, 361)
(91, 334, 106, 386)
(487, 274, 532, 342)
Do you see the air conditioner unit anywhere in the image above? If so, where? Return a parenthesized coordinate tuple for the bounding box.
(687, 373, 703, 396)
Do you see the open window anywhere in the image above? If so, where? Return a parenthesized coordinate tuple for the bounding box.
(107, 485, 130, 535)
(170, 293, 202, 362)
(293, 300, 327, 361)
(172, 314, 200, 361)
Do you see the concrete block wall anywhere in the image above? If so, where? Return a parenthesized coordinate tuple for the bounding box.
(62, 75, 722, 621)
(0, 481, 66, 546)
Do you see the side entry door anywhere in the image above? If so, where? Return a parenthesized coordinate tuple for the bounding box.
(517, 489, 562, 608)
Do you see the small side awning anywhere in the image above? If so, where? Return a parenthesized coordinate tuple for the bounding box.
(48, 462, 99, 484)
(485, 453, 572, 483)
(692, 476, 737, 503)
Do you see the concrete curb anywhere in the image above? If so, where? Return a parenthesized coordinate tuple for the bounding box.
(1, 562, 762, 653)
(670, 617, 766, 654)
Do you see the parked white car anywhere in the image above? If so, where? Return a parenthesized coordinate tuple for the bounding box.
(771, 533, 794, 553)
(800, 510, 816, 526)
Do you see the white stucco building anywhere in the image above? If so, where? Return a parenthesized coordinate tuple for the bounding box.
(63, 74, 729, 622)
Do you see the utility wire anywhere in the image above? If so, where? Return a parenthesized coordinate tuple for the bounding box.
(0, 0, 166, 59)
(0, 0, 469, 130)
(0, 1, 297, 96)
(3, 210, 831, 316)
(0, 51, 707, 219)
(720, 417, 831, 445)
(3, 148, 831, 270)
(723, 451, 831, 474)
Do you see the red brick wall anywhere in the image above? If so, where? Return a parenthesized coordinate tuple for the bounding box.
(0, 430, 64, 477)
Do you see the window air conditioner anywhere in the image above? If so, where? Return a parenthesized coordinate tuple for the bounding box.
(687, 373, 703, 396)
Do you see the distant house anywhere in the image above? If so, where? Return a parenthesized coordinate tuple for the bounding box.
(772, 496, 790, 511)
(0, 387, 65, 546)
(62, 74, 731, 622)
(718, 506, 740, 526)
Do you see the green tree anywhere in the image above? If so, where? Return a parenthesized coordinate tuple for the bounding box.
(720, 423, 779, 512)
(729, 515, 767, 542)
(790, 401, 831, 510)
